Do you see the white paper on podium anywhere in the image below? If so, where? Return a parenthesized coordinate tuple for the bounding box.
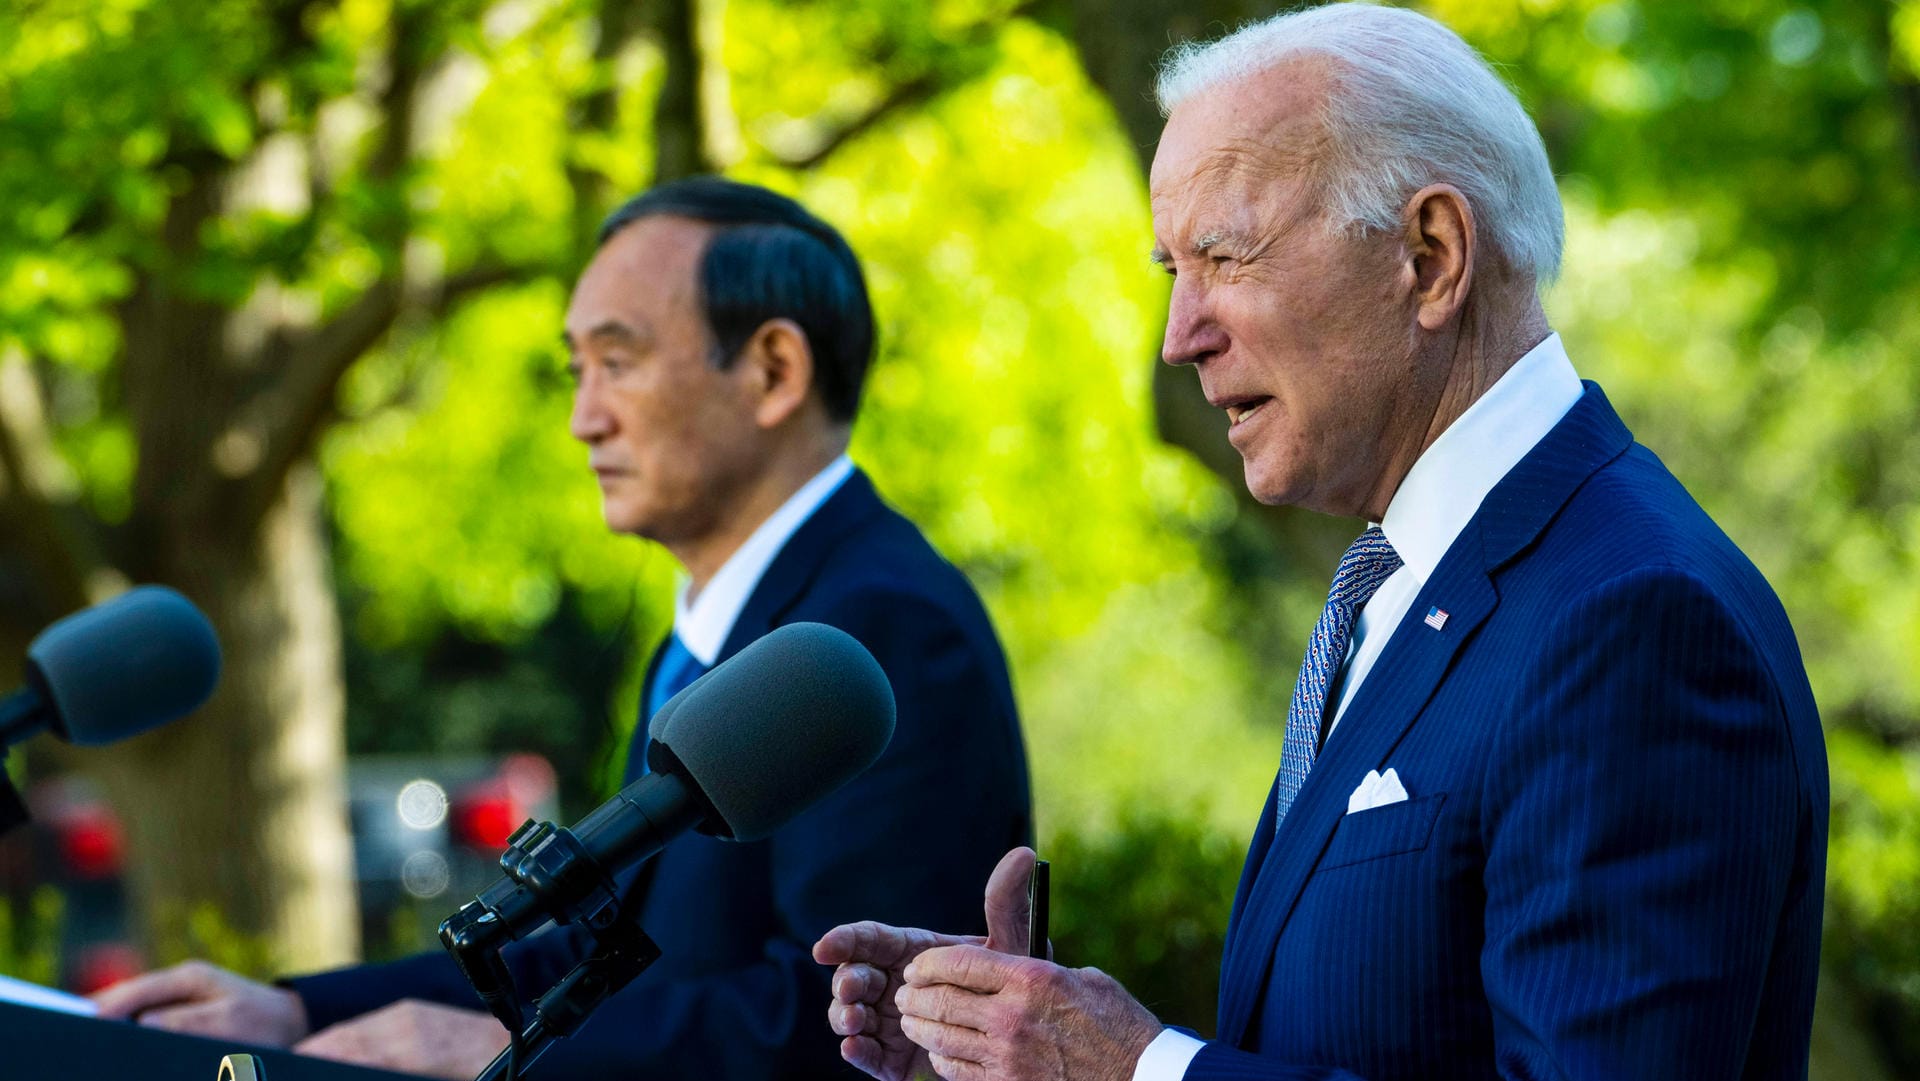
(0, 972, 98, 1017)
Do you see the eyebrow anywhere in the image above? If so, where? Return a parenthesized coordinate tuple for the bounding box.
(561, 320, 652, 351)
(1148, 229, 1244, 267)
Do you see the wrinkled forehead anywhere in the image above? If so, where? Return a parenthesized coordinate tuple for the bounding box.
(1149, 61, 1334, 230)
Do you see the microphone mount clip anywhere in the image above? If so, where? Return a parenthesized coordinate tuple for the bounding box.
(441, 816, 662, 1081)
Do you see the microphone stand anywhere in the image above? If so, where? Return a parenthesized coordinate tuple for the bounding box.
(467, 920, 660, 1081)
(442, 818, 663, 1081)
(0, 691, 44, 836)
(0, 757, 28, 837)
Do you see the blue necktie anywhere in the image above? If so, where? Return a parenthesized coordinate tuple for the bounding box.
(1274, 527, 1402, 825)
(629, 634, 708, 783)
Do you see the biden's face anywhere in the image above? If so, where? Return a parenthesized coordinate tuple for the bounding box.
(1150, 66, 1424, 521)
(565, 215, 765, 545)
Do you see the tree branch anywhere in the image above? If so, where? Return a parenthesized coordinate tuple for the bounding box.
(566, 0, 647, 253)
(646, 0, 711, 183)
(1895, 74, 1920, 181)
(773, 72, 945, 172)
(170, 4, 442, 536)
(766, 1, 1050, 174)
(1868, 0, 1920, 182)
(227, 262, 518, 531)
(0, 356, 106, 623)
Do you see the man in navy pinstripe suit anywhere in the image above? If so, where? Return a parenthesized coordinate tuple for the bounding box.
(817, 5, 1827, 1080)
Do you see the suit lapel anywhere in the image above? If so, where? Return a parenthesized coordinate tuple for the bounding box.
(1215, 385, 1633, 1045)
(714, 468, 883, 663)
(1216, 562, 1496, 1044)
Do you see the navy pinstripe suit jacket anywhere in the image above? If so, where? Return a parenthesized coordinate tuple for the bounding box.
(1192, 385, 1827, 1080)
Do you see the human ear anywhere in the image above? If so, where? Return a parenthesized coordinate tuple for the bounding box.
(1401, 184, 1475, 331)
(741, 318, 816, 429)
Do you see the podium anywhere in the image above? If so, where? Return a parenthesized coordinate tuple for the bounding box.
(0, 1001, 420, 1081)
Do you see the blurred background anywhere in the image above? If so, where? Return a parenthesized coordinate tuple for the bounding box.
(0, 0, 1915, 1076)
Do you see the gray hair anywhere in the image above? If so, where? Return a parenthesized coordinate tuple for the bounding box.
(1156, 2, 1564, 285)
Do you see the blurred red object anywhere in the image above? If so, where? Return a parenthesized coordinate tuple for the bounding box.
(70, 942, 144, 995)
(450, 756, 557, 852)
(57, 807, 125, 880)
(452, 781, 522, 852)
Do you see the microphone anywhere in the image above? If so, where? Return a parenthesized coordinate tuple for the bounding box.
(0, 585, 222, 750)
(442, 621, 897, 950)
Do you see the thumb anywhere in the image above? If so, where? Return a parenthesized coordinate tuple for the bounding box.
(981, 846, 1036, 956)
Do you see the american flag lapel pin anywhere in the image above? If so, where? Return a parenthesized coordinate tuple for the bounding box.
(1423, 606, 1449, 631)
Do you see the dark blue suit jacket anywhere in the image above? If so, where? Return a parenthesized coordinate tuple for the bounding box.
(1189, 386, 1826, 1080)
(292, 469, 1032, 1078)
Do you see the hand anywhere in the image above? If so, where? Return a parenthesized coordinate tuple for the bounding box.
(896, 947, 1162, 1081)
(814, 846, 1040, 1081)
(293, 999, 509, 1080)
(90, 961, 309, 1046)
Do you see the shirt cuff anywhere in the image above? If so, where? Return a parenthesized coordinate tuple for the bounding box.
(1133, 1027, 1206, 1081)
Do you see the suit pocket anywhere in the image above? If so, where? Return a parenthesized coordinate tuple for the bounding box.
(1318, 793, 1447, 870)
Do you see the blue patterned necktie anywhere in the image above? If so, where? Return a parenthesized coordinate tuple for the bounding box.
(1274, 526, 1403, 824)
(629, 633, 709, 783)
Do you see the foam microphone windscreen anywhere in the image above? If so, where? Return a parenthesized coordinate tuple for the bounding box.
(650, 622, 896, 842)
(27, 586, 222, 746)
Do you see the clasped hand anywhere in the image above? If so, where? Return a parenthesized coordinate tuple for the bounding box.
(813, 847, 1163, 1081)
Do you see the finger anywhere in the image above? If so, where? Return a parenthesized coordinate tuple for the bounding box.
(90, 964, 210, 1019)
(930, 1051, 995, 1081)
(895, 982, 996, 1031)
(906, 945, 1024, 995)
(814, 921, 913, 967)
(981, 846, 1036, 955)
(817, 922, 982, 969)
(899, 1014, 991, 1065)
(136, 1000, 238, 1037)
(294, 1025, 370, 1061)
(837, 1034, 886, 1078)
(829, 1000, 875, 1038)
(832, 962, 891, 1007)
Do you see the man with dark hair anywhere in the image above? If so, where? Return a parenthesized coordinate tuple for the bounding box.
(95, 177, 1033, 1080)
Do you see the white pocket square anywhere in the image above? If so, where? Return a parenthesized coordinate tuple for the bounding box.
(1346, 767, 1409, 814)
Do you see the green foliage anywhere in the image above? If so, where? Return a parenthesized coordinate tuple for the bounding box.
(321, 10, 1296, 839)
(1048, 810, 1246, 1037)
(1826, 728, 1920, 1066)
(0, 890, 63, 988)
(148, 902, 280, 980)
(8, 0, 1920, 1066)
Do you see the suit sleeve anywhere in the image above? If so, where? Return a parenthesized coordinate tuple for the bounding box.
(294, 587, 1026, 1077)
(1475, 567, 1806, 1079)
(284, 949, 485, 1032)
(513, 587, 1028, 1077)
(1183, 567, 1809, 1081)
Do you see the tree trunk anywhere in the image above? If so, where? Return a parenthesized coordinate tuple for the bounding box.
(91, 463, 358, 970)
(1055, 0, 1356, 573)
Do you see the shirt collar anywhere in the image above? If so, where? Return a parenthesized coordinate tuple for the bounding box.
(673, 455, 855, 665)
(1379, 333, 1583, 584)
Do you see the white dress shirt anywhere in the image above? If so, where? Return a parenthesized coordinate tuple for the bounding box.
(1133, 334, 1583, 1081)
(672, 455, 855, 666)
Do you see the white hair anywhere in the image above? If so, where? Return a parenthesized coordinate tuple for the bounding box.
(1156, 2, 1564, 285)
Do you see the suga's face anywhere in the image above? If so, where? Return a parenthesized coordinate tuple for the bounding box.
(565, 215, 765, 544)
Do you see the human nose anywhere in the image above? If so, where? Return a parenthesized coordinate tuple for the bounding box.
(1161, 277, 1227, 367)
(568, 372, 611, 444)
